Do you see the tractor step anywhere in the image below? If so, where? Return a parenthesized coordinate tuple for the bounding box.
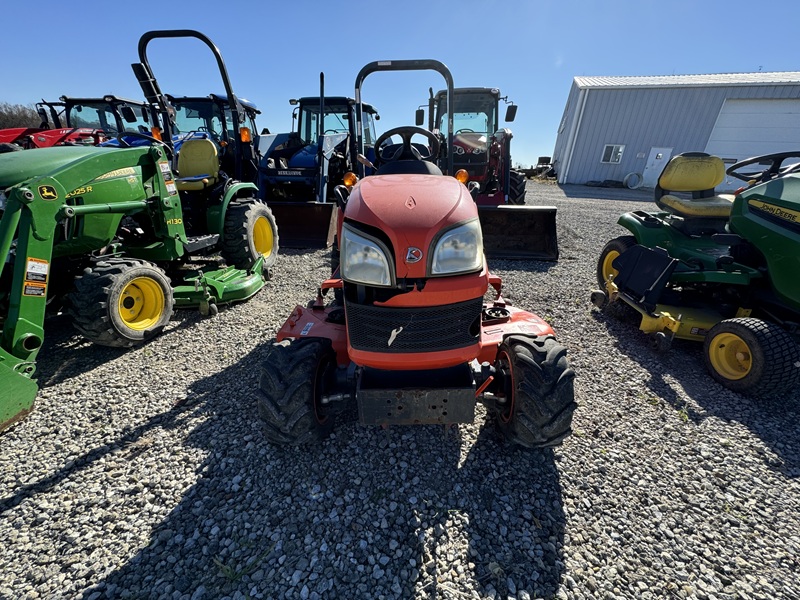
(184, 234, 220, 253)
(356, 364, 475, 425)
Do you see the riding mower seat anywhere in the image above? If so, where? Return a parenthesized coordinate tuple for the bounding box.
(654, 152, 735, 235)
(175, 138, 219, 191)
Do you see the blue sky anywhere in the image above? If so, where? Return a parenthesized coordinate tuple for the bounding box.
(3, 0, 800, 167)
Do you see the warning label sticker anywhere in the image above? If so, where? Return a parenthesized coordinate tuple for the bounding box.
(26, 258, 49, 283)
(165, 181, 178, 196)
(23, 282, 47, 297)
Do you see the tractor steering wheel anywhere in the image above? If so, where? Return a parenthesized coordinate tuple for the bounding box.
(373, 126, 440, 166)
(116, 131, 173, 159)
(455, 128, 475, 134)
(726, 151, 800, 184)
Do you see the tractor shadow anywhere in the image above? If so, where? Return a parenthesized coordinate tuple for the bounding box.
(33, 308, 210, 390)
(556, 183, 654, 202)
(591, 307, 800, 478)
(71, 341, 566, 599)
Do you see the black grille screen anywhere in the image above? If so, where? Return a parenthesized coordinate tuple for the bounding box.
(346, 298, 482, 353)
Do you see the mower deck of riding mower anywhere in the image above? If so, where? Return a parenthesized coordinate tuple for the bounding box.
(256, 60, 576, 447)
(592, 151, 800, 396)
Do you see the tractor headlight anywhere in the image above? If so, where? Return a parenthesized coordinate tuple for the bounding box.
(0, 191, 6, 211)
(430, 219, 483, 276)
(340, 223, 393, 287)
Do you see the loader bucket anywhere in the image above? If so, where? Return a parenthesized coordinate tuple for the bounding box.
(269, 202, 337, 249)
(478, 205, 559, 260)
(0, 350, 39, 433)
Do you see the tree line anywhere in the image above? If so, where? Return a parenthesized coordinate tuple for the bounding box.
(0, 102, 42, 129)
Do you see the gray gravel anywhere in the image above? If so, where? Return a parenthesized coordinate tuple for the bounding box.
(1, 180, 799, 600)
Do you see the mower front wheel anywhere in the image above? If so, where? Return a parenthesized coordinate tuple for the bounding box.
(597, 235, 637, 289)
(68, 258, 174, 348)
(493, 334, 577, 448)
(222, 200, 279, 276)
(703, 318, 800, 396)
(257, 337, 337, 445)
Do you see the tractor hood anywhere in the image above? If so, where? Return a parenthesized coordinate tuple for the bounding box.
(344, 174, 478, 279)
(0, 146, 109, 188)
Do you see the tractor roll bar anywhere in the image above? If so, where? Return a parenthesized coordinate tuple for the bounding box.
(353, 59, 454, 177)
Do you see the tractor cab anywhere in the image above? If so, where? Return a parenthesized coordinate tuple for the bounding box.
(62, 95, 151, 138)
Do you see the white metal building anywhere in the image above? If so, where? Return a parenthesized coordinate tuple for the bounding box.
(551, 72, 800, 190)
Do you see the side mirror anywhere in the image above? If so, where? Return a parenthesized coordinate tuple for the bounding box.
(120, 106, 137, 123)
(415, 108, 425, 127)
(504, 105, 517, 122)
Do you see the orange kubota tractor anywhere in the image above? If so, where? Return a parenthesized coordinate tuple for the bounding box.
(256, 60, 576, 448)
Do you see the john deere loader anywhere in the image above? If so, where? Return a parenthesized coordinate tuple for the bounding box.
(0, 30, 279, 432)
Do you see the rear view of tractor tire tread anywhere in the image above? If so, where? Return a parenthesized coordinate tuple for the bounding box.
(221, 199, 279, 275)
(495, 334, 577, 448)
(508, 169, 527, 205)
(703, 317, 800, 396)
(258, 337, 336, 445)
(67, 257, 174, 348)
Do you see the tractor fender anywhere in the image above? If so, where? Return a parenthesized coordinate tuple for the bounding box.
(208, 180, 259, 235)
(616, 210, 673, 248)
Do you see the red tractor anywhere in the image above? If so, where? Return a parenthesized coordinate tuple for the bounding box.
(0, 95, 150, 151)
(257, 60, 576, 448)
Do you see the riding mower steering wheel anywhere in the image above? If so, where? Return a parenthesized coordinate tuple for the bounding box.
(726, 151, 800, 185)
(373, 126, 440, 167)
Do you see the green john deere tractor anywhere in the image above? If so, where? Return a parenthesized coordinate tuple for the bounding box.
(592, 151, 800, 396)
(0, 29, 278, 432)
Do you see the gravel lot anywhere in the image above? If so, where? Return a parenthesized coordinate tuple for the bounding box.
(1, 180, 798, 600)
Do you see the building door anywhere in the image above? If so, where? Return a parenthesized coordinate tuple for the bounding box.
(641, 147, 673, 188)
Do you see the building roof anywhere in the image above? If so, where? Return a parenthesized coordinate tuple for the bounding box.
(573, 71, 800, 89)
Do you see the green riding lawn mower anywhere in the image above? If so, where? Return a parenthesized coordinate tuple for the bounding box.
(592, 151, 800, 396)
(0, 29, 279, 432)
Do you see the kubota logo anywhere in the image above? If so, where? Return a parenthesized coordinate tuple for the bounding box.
(405, 196, 416, 209)
(38, 185, 58, 200)
(405, 247, 423, 263)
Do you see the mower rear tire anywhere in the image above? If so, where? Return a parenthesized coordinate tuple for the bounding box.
(597, 235, 637, 289)
(258, 337, 336, 445)
(222, 200, 279, 276)
(494, 334, 577, 448)
(68, 258, 174, 348)
(508, 170, 527, 205)
(703, 318, 800, 396)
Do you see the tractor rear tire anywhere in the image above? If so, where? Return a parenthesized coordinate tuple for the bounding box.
(258, 337, 337, 445)
(597, 235, 637, 289)
(67, 258, 174, 348)
(508, 170, 527, 205)
(222, 200, 279, 276)
(703, 318, 800, 396)
(494, 334, 577, 448)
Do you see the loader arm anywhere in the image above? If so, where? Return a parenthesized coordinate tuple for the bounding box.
(0, 144, 176, 431)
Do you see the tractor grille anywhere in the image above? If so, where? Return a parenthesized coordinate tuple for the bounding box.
(346, 298, 482, 353)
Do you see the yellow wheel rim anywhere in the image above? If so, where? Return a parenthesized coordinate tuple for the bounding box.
(601, 250, 621, 283)
(118, 277, 165, 331)
(253, 216, 274, 258)
(708, 332, 752, 380)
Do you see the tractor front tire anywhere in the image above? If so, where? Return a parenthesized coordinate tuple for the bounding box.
(597, 235, 637, 289)
(703, 318, 800, 396)
(508, 170, 527, 205)
(68, 258, 174, 348)
(494, 334, 577, 448)
(222, 200, 279, 276)
(258, 337, 337, 445)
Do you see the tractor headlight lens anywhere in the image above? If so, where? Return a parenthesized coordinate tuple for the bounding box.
(431, 219, 483, 275)
(340, 224, 393, 287)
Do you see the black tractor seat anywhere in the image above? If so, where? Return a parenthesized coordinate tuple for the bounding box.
(376, 160, 443, 176)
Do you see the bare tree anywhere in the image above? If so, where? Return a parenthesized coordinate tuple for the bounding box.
(0, 102, 41, 129)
